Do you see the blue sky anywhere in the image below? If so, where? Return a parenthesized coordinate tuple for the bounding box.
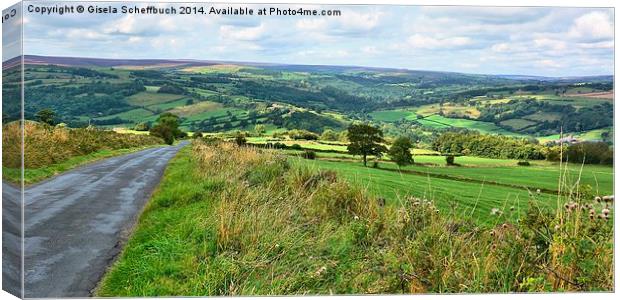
(11, 2, 616, 76)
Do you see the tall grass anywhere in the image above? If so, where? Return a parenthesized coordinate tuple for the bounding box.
(2, 121, 163, 169)
(98, 140, 613, 295)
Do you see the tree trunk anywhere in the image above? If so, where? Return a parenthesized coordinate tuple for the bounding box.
(363, 154, 367, 166)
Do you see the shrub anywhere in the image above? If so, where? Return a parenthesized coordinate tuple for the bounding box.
(134, 122, 150, 131)
(565, 142, 613, 165)
(517, 161, 531, 166)
(193, 131, 203, 139)
(300, 150, 316, 160)
(234, 133, 247, 146)
(150, 124, 175, 145)
(289, 130, 319, 140)
(445, 155, 455, 165)
(290, 143, 303, 150)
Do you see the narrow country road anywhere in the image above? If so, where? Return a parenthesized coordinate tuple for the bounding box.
(2, 142, 187, 298)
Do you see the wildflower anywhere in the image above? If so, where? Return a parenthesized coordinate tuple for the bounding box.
(589, 208, 596, 215)
(510, 206, 515, 211)
(435, 209, 440, 214)
(602, 208, 610, 216)
(354, 215, 360, 220)
(502, 223, 509, 229)
(315, 266, 327, 276)
(589, 214, 595, 220)
(602, 195, 614, 203)
(489, 230, 496, 237)
(536, 189, 541, 194)
(554, 224, 560, 231)
(595, 196, 602, 203)
(491, 208, 502, 216)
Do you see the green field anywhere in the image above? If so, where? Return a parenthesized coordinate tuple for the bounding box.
(295, 155, 612, 223)
(499, 118, 537, 130)
(369, 109, 411, 122)
(126, 92, 185, 107)
(417, 115, 522, 136)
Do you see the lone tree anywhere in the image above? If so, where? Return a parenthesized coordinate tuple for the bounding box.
(35, 108, 55, 126)
(388, 136, 414, 168)
(150, 112, 184, 145)
(347, 124, 387, 166)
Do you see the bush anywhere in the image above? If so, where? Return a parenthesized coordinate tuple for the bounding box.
(150, 124, 175, 145)
(234, 133, 247, 146)
(134, 122, 150, 131)
(289, 130, 319, 140)
(193, 131, 203, 139)
(300, 150, 316, 160)
(290, 143, 303, 150)
(565, 142, 613, 165)
(517, 161, 531, 166)
(445, 155, 455, 165)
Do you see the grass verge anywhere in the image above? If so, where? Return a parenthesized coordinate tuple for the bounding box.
(2, 145, 162, 185)
(97, 141, 613, 295)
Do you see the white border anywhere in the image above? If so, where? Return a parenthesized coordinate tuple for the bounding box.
(0, 1, 617, 300)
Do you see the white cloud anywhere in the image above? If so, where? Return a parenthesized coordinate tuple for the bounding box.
(537, 59, 562, 68)
(361, 46, 380, 55)
(577, 41, 613, 49)
(491, 43, 510, 52)
(408, 34, 472, 49)
(337, 11, 382, 33)
(568, 12, 613, 41)
(220, 23, 266, 41)
(296, 19, 327, 31)
(533, 38, 566, 51)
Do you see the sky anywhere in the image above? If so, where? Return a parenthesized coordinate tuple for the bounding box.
(5, 2, 615, 76)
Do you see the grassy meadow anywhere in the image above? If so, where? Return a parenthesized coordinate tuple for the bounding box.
(1, 121, 164, 184)
(97, 141, 614, 295)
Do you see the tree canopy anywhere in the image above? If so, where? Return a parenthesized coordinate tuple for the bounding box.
(347, 124, 388, 166)
(388, 136, 415, 167)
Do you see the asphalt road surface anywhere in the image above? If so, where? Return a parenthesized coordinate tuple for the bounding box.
(2, 142, 187, 298)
